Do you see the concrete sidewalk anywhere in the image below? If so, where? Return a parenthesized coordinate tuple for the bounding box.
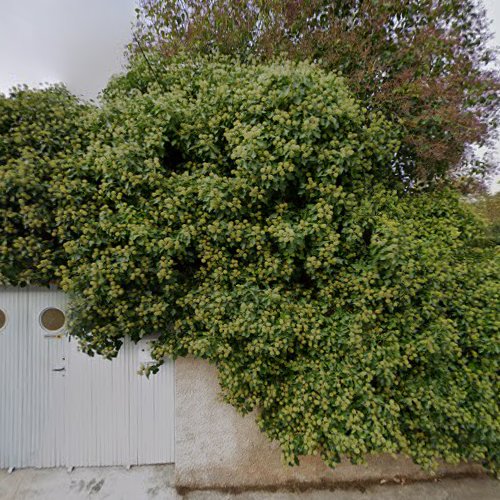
(0, 466, 498, 500)
(184, 478, 499, 500)
(0, 465, 176, 499)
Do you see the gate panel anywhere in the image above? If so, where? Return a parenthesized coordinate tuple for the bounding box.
(0, 287, 175, 468)
(0, 287, 67, 468)
(29, 288, 68, 468)
(65, 339, 138, 466)
(64, 338, 175, 466)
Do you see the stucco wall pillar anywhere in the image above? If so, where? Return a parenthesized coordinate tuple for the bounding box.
(174, 357, 485, 490)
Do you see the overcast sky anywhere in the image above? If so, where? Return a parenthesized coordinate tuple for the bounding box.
(0, 0, 135, 99)
(0, 0, 499, 191)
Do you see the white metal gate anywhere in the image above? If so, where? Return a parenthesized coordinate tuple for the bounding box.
(0, 287, 175, 468)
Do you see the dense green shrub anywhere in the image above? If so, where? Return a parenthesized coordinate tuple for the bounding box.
(473, 192, 500, 245)
(0, 86, 90, 285)
(0, 58, 498, 472)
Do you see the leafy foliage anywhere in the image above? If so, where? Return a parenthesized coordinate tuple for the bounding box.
(0, 86, 91, 285)
(472, 191, 500, 244)
(0, 59, 498, 472)
(133, 0, 500, 189)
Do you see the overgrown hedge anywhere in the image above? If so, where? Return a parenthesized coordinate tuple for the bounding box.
(0, 58, 498, 472)
(0, 86, 90, 284)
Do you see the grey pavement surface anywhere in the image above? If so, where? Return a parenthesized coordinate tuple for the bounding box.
(0, 465, 498, 500)
(184, 479, 499, 500)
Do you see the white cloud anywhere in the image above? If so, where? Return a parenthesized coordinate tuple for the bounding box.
(0, 0, 136, 99)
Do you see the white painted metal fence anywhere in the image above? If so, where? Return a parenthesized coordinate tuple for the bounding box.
(0, 287, 175, 468)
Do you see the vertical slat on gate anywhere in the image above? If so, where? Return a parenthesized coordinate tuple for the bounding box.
(0, 289, 16, 468)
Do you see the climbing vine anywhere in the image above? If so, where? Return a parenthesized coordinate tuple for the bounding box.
(1, 58, 498, 472)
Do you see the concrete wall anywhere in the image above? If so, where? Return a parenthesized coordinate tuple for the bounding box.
(175, 357, 485, 490)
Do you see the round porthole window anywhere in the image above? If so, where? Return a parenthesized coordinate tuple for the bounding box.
(40, 307, 66, 332)
(0, 309, 6, 331)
